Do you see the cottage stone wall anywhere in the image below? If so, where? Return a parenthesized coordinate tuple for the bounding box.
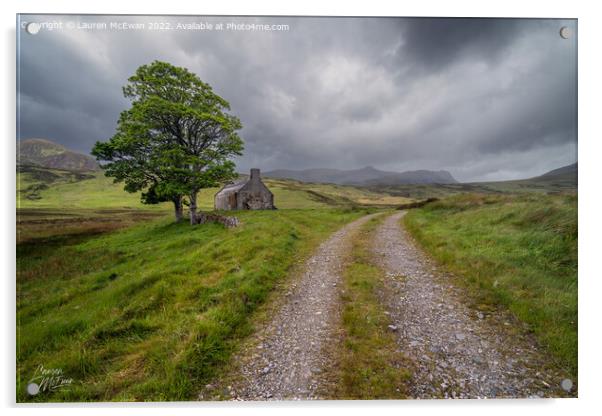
(215, 191, 238, 210)
(214, 169, 275, 210)
(236, 190, 274, 210)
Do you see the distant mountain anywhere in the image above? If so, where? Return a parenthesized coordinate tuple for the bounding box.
(264, 166, 457, 186)
(363, 170, 457, 186)
(18, 138, 98, 171)
(264, 166, 383, 185)
(537, 163, 577, 179)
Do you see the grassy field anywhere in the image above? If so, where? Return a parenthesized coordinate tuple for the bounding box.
(373, 171, 577, 200)
(265, 178, 412, 208)
(404, 193, 577, 376)
(16, 164, 410, 401)
(16, 162, 578, 400)
(327, 214, 410, 399)
(17, 165, 172, 211)
(17, 207, 370, 401)
(17, 208, 168, 244)
(18, 165, 413, 211)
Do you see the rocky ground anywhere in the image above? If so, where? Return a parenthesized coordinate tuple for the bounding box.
(221, 214, 378, 401)
(371, 211, 576, 399)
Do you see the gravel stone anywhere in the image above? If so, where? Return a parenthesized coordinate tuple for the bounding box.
(371, 212, 575, 399)
(228, 214, 378, 400)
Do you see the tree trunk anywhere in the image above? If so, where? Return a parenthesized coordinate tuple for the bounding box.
(173, 196, 183, 222)
(189, 191, 197, 225)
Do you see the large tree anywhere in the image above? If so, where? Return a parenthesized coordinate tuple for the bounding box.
(92, 61, 244, 223)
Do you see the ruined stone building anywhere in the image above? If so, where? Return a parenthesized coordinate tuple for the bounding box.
(214, 168, 275, 210)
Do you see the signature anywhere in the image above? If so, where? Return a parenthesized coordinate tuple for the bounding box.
(27, 364, 73, 396)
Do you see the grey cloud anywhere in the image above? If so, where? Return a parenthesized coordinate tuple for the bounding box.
(17, 15, 577, 182)
(397, 18, 526, 71)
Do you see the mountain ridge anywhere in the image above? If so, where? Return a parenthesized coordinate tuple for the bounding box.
(18, 138, 99, 171)
(264, 166, 458, 186)
(536, 162, 577, 179)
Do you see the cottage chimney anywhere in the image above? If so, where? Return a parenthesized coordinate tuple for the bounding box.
(250, 168, 260, 181)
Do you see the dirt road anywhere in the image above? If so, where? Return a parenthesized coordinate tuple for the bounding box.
(226, 213, 378, 400)
(218, 211, 574, 400)
(372, 211, 574, 398)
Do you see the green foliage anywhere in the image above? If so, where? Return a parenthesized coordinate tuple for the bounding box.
(404, 193, 577, 376)
(92, 61, 244, 221)
(17, 209, 364, 401)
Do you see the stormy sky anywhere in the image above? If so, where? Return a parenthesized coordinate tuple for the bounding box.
(17, 15, 577, 182)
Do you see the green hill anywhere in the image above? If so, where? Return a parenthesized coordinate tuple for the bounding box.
(17, 165, 412, 211)
(18, 139, 99, 171)
(16, 164, 412, 246)
(370, 164, 577, 199)
(17, 165, 169, 210)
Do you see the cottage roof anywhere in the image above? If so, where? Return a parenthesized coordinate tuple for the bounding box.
(215, 179, 246, 196)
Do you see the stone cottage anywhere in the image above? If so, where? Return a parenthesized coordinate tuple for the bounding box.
(214, 168, 275, 210)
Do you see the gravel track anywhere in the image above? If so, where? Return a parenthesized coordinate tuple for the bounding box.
(226, 213, 377, 400)
(372, 211, 575, 399)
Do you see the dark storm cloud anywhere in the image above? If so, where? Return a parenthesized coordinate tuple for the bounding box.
(398, 18, 525, 71)
(18, 24, 129, 152)
(17, 15, 577, 181)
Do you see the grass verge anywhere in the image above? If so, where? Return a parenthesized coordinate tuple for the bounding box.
(328, 214, 411, 399)
(17, 207, 369, 402)
(404, 193, 577, 377)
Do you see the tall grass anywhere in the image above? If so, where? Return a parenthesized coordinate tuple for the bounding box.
(405, 193, 577, 376)
(17, 208, 367, 402)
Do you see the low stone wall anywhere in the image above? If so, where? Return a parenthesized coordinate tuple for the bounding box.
(193, 213, 240, 228)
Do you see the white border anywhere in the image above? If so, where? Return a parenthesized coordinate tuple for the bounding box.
(3, 1, 600, 415)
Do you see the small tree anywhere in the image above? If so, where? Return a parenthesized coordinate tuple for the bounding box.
(93, 61, 244, 223)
